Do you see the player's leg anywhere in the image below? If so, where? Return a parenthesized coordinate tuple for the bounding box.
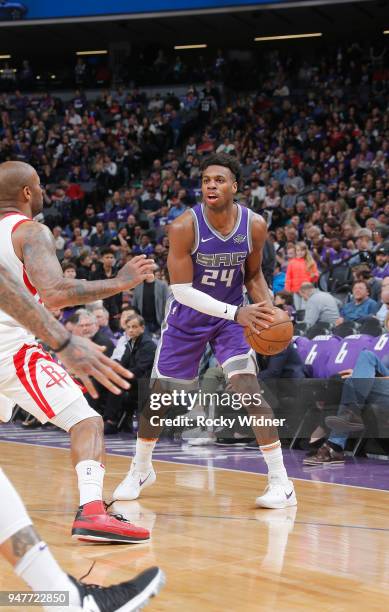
(0, 468, 165, 611)
(3, 345, 149, 543)
(213, 321, 296, 509)
(0, 393, 15, 423)
(113, 325, 207, 501)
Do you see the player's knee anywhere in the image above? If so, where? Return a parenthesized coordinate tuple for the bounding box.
(229, 373, 259, 394)
(70, 415, 103, 438)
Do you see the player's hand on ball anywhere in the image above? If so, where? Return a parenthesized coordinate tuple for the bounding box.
(236, 302, 275, 334)
(117, 255, 155, 288)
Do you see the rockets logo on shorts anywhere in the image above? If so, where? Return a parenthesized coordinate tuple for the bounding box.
(40, 363, 70, 388)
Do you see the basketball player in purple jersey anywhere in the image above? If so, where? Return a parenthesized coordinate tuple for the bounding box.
(114, 153, 297, 509)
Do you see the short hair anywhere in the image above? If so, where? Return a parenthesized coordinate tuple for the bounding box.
(300, 282, 315, 291)
(75, 309, 97, 324)
(66, 312, 80, 325)
(90, 304, 109, 317)
(125, 314, 145, 327)
(62, 262, 77, 272)
(79, 250, 91, 263)
(353, 279, 370, 293)
(121, 305, 139, 314)
(200, 153, 240, 182)
(100, 246, 114, 256)
(275, 290, 294, 306)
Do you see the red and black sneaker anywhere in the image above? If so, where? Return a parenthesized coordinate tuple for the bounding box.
(71, 500, 150, 543)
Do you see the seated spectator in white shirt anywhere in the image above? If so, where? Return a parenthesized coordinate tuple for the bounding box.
(376, 276, 389, 324)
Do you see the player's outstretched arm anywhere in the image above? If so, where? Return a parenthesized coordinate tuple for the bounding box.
(0, 263, 131, 398)
(13, 222, 154, 308)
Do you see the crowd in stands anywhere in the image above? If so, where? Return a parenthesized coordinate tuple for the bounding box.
(1, 41, 388, 453)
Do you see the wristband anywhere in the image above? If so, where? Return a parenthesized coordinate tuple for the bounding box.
(50, 334, 72, 353)
(234, 306, 241, 322)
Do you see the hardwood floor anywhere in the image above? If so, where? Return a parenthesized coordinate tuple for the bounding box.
(1, 440, 389, 611)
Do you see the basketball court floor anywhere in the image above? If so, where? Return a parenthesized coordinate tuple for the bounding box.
(1, 423, 389, 611)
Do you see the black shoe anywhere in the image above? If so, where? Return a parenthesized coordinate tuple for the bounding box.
(325, 409, 364, 433)
(305, 437, 327, 457)
(245, 440, 259, 450)
(69, 566, 165, 611)
(303, 443, 345, 466)
(104, 421, 118, 435)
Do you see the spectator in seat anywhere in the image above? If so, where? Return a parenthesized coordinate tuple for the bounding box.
(104, 315, 156, 434)
(73, 309, 115, 414)
(273, 262, 286, 293)
(285, 242, 319, 309)
(299, 282, 340, 329)
(90, 221, 111, 249)
(274, 290, 295, 321)
(132, 276, 169, 335)
(372, 246, 389, 279)
(352, 264, 382, 303)
(90, 247, 122, 331)
(338, 280, 379, 323)
(376, 276, 389, 325)
(305, 348, 389, 465)
(111, 307, 139, 362)
(90, 305, 117, 346)
(76, 250, 93, 280)
(74, 309, 115, 357)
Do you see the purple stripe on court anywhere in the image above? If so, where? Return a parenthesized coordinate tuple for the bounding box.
(1, 423, 389, 491)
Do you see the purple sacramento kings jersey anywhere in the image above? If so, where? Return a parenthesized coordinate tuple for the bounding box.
(325, 334, 373, 376)
(166, 203, 253, 332)
(370, 334, 389, 365)
(302, 335, 341, 378)
(293, 336, 313, 363)
(155, 203, 257, 380)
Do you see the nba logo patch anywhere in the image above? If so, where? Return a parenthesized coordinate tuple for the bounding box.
(233, 234, 246, 244)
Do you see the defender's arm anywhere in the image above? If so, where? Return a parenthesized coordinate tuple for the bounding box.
(13, 222, 154, 309)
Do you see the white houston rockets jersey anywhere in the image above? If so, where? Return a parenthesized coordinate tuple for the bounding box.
(0, 213, 40, 354)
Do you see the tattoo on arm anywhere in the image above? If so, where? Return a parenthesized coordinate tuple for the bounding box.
(0, 263, 69, 349)
(22, 223, 125, 308)
(11, 526, 40, 559)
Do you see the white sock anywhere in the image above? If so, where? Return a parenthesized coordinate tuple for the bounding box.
(15, 541, 81, 608)
(260, 441, 289, 485)
(75, 460, 105, 506)
(133, 438, 157, 470)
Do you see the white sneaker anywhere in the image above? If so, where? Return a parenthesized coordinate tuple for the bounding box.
(113, 462, 156, 501)
(255, 480, 297, 509)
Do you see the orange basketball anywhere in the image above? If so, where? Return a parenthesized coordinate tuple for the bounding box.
(244, 307, 293, 355)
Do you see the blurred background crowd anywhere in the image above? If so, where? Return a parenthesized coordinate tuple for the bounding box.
(1, 40, 388, 460)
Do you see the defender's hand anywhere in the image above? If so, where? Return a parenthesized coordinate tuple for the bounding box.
(59, 336, 133, 398)
(117, 255, 155, 288)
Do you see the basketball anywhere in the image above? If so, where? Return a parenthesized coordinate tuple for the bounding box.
(244, 307, 293, 355)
